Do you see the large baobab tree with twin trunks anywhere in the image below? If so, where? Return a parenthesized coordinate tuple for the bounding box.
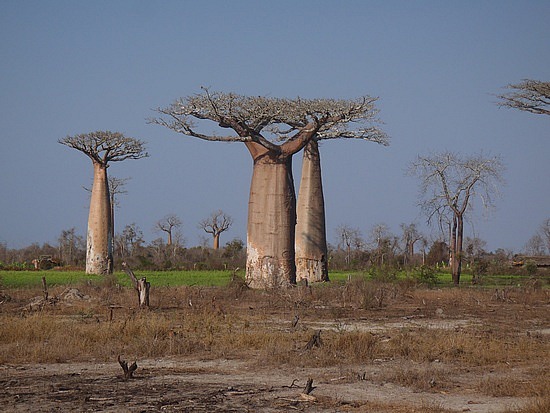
(59, 131, 147, 274)
(154, 89, 383, 288)
(295, 123, 388, 283)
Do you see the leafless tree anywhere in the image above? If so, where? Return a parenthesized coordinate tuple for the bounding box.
(497, 79, 550, 116)
(153, 89, 385, 288)
(409, 152, 504, 285)
(59, 131, 147, 274)
(524, 234, 546, 256)
(117, 223, 144, 259)
(199, 210, 233, 250)
(525, 218, 550, 255)
(369, 223, 397, 266)
(400, 223, 423, 266)
(108, 176, 129, 249)
(57, 227, 85, 267)
(541, 218, 550, 253)
(336, 225, 363, 267)
(155, 214, 182, 246)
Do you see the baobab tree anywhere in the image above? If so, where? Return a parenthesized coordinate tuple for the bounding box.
(85, 175, 130, 257)
(155, 214, 182, 246)
(296, 118, 388, 282)
(153, 89, 382, 287)
(59, 131, 147, 274)
(199, 210, 233, 250)
(409, 152, 504, 285)
(400, 223, 423, 266)
(497, 79, 550, 116)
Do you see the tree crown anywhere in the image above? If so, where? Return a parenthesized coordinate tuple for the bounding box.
(59, 131, 148, 165)
(152, 89, 389, 154)
(409, 152, 505, 224)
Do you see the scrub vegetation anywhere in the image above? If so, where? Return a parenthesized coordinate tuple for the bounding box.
(1, 272, 548, 412)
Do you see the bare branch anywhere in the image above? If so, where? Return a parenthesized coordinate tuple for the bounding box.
(497, 79, 550, 116)
(151, 90, 389, 155)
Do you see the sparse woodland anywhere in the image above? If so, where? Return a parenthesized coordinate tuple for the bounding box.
(1, 84, 549, 412)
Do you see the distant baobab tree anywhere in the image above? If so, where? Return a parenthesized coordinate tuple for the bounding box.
(153, 89, 384, 288)
(497, 79, 550, 116)
(155, 214, 182, 246)
(59, 131, 147, 274)
(199, 210, 233, 250)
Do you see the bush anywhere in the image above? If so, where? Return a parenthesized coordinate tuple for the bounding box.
(411, 265, 438, 287)
(471, 259, 489, 284)
(524, 260, 538, 277)
(368, 265, 398, 283)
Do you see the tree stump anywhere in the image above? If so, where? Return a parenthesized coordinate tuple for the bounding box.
(122, 262, 150, 308)
(118, 355, 137, 380)
(303, 378, 315, 394)
(304, 330, 323, 350)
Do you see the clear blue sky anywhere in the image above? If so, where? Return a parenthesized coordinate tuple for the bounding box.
(1, 0, 548, 253)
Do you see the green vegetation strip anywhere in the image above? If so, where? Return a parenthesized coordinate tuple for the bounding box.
(0, 270, 234, 288)
(0, 269, 538, 288)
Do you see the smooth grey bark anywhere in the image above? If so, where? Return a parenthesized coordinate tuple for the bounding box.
(245, 142, 302, 288)
(86, 162, 113, 274)
(295, 140, 328, 283)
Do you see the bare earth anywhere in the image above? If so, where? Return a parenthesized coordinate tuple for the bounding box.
(1, 284, 548, 412)
(0, 355, 530, 413)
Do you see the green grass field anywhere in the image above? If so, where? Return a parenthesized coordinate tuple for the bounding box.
(0, 268, 539, 289)
(0, 270, 234, 288)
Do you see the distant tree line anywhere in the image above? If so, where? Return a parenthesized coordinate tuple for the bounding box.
(4, 217, 549, 276)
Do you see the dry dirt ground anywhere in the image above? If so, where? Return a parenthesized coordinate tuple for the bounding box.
(1, 354, 536, 413)
(1, 283, 548, 412)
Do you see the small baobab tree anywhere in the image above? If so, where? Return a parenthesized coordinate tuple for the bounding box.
(153, 89, 383, 288)
(199, 210, 233, 250)
(155, 214, 182, 246)
(59, 131, 147, 274)
(497, 79, 550, 116)
(400, 223, 423, 266)
(409, 152, 504, 285)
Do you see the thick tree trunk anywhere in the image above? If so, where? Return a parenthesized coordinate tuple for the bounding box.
(213, 234, 220, 250)
(246, 149, 297, 288)
(86, 162, 113, 274)
(295, 140, 329, 283)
